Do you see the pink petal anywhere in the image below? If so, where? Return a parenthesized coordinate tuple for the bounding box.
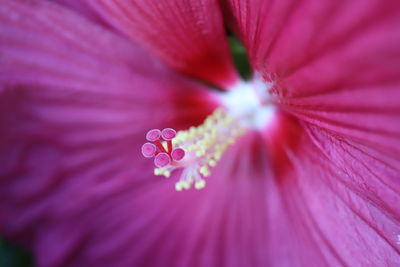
(50, 0, 101, 23)
(83, 0, 239, 89)
(226, 0, 400, 146)
(239, 127, 400, 267)
(226, 0, 400, 265)
(226, 0, 399, 80)
(270, 126, 400, 266)
(0, 0, 217, 265)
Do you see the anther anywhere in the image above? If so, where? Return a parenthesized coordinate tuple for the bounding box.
(194, 180, 206, 190)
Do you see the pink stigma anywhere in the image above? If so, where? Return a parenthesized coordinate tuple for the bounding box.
(146, 129, 161, 142)
(161, 128, 176, 140)
(141, 143, 156, 158)
(142, 128, 186, 169)
(154, 152, 171, 168)
(171, 148, 185, 161)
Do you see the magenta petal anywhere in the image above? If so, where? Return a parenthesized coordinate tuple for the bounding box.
(83, 0, 239, 88)
(271, 128, 400, 266)
(226, 0, 400, 265)
(226, 1, 400, 146)
(50, 0, 102, 23)
(0, 0, 217, 265)
(269, 2, 400, 163)
(226, 0, 400, 80)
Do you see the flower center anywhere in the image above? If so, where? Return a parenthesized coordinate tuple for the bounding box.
(141, 80, 275, 191)
(220, 80, 275, 130)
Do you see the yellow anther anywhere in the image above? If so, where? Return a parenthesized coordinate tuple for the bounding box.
(183, 181, 191, 190)
(189, 126, 196, 135)
(195, 150, 205, 157)
(195, 180, 206, 190)
(214, 108, 223, 118)
(195, 140, 204, 148)
(155, 168, 171, 178)
(178, 132, 187, 140)
(208, 159, 217, 167)
(175, 182, 183, 191)
(199, 165, 210, 177)
(205, 118, 213, 127)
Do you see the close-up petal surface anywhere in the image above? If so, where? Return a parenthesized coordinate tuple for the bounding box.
(0, 1, 223, 265)
(82, 0, 239, 88)
(225, 0, 400, 265)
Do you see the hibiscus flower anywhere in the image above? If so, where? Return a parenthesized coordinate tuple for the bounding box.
(1, 0, 400, 266)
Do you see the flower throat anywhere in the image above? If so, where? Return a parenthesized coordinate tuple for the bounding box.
(141, 37, 273, 191)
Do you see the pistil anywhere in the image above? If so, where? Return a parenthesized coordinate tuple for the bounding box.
(141, 80, 275, 191)
(141, 108, 245, 191)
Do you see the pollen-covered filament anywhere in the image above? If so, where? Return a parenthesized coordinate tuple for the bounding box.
(142, 108, 245, 191)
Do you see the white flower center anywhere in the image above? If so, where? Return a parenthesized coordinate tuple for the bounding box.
(219, 79, 275, 130)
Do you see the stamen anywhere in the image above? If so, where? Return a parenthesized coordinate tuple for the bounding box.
(141, 108, 245, 191)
